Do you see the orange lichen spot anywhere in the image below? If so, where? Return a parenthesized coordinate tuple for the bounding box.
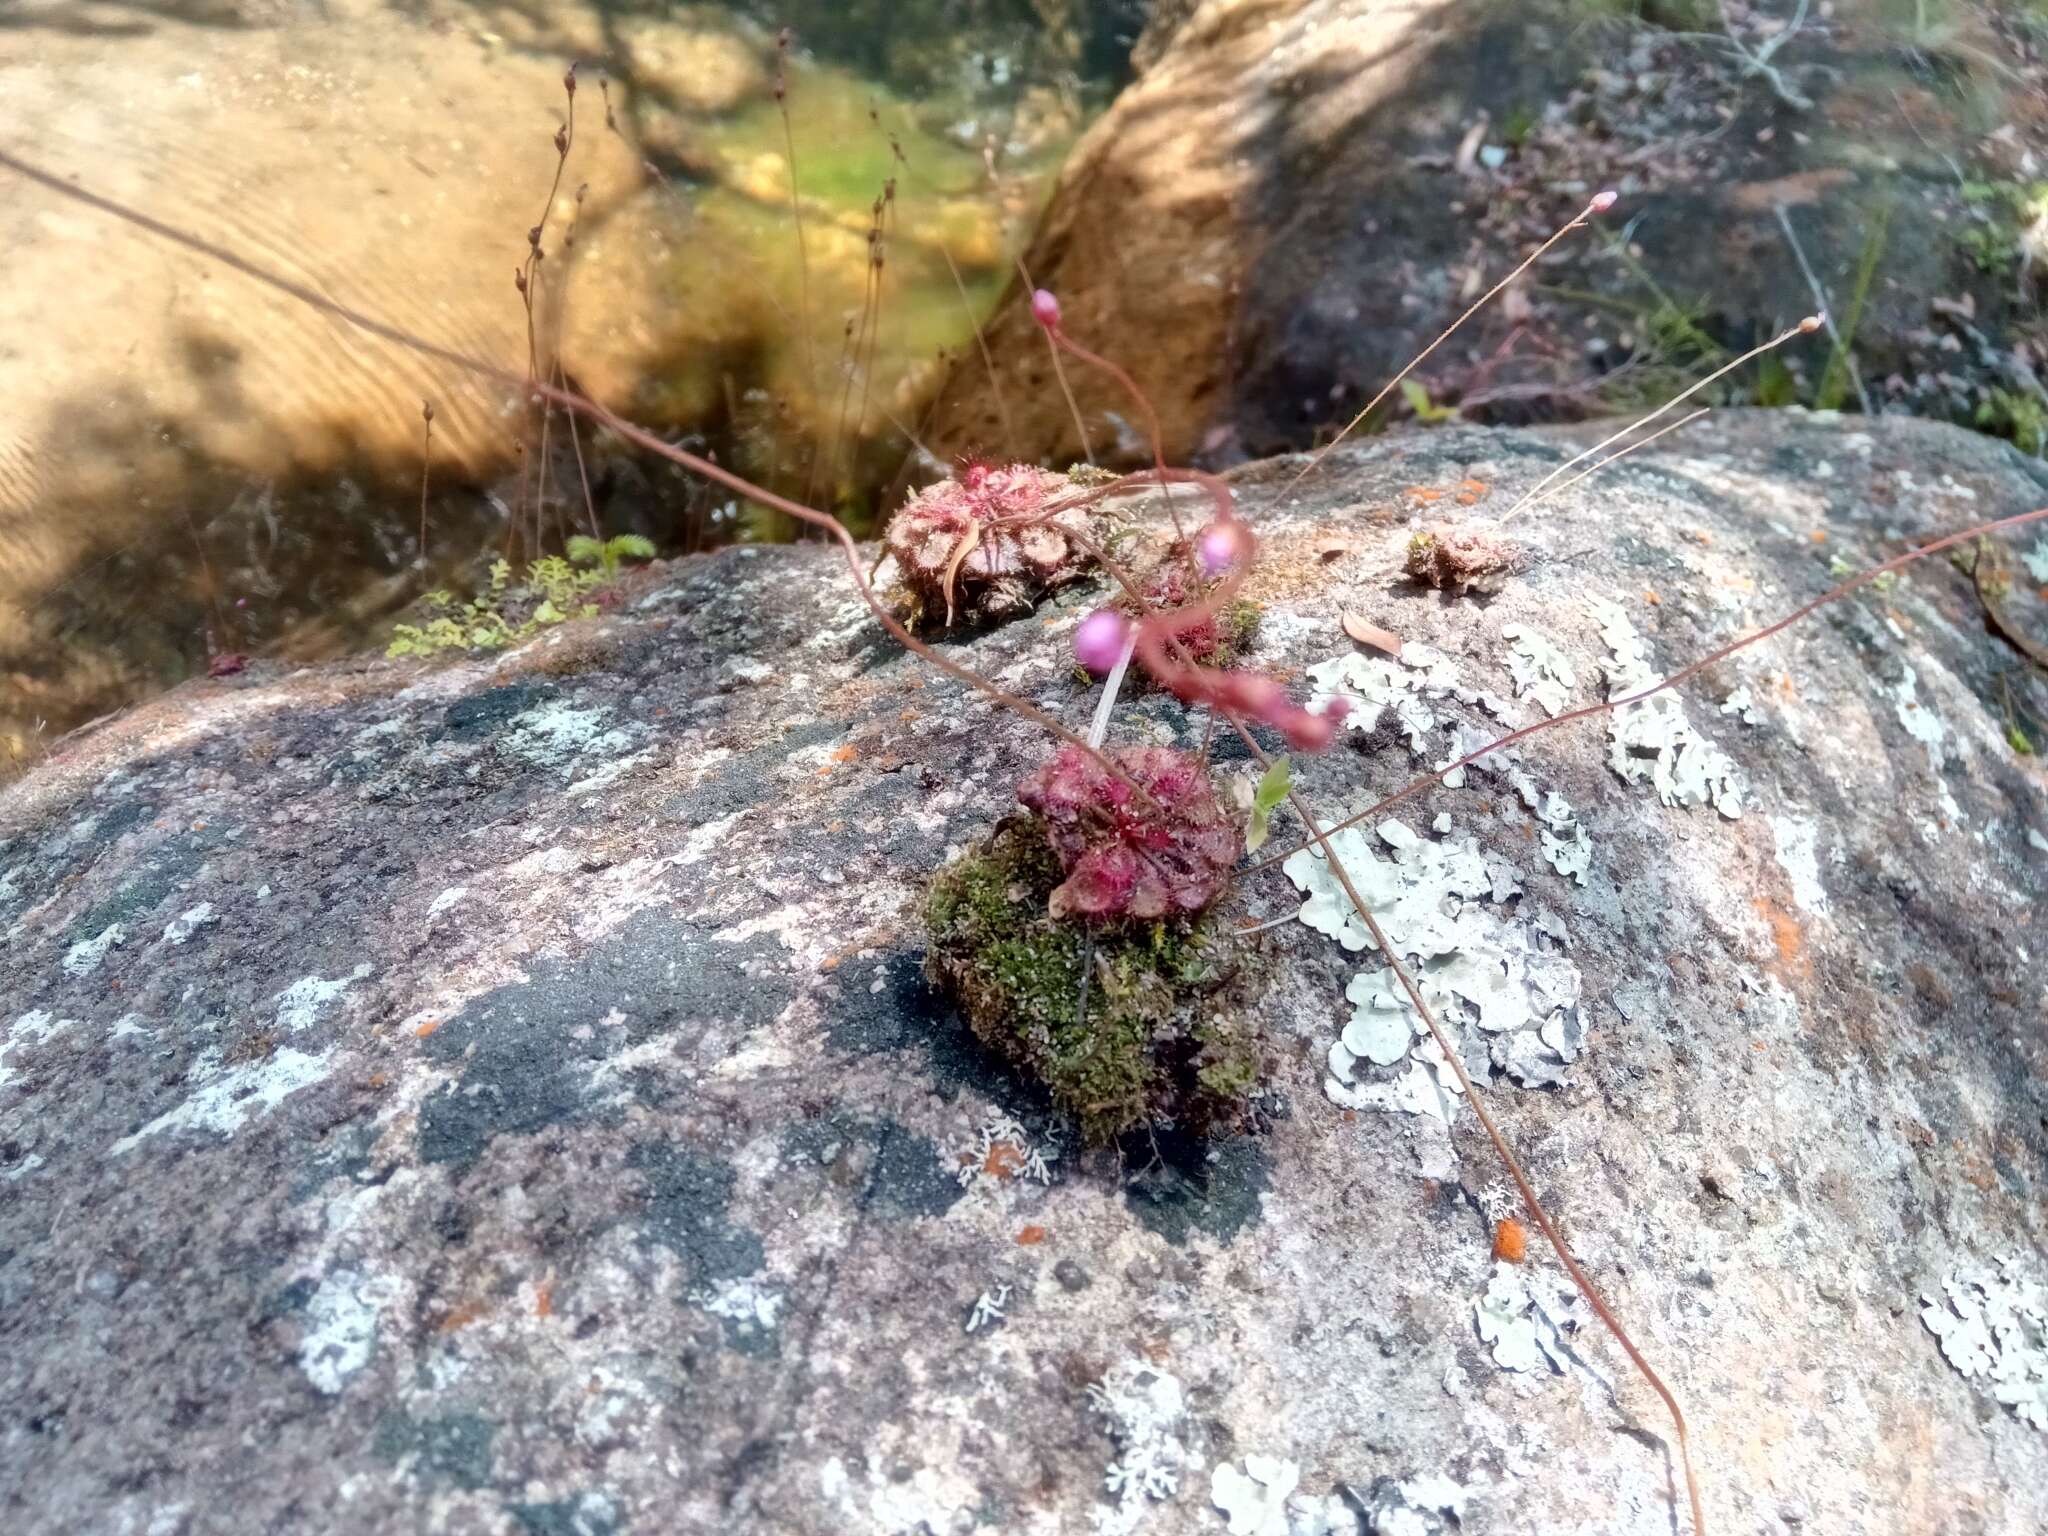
(1753, 1040, 1768, 1052)
(1493, 1217, 1527, 1265)
(535, 1278, 554, 1318)
(983, 1141, 1026, 1181)
(366, 1071, 390, 1089)
(831, 743, 859, 763)
(436, 1302, 486, 1334)
(413, 1017, 442, 1039)
(1809, 529, 1828, 544)
(1404, 485, 1446, 502)
(819, 950, 845, 973)
(191, 820, 207, 831)
(1754, 895, 1809, 980)
(1015, 1225, 1048, 1246)
(1644, 588, 1661, 605)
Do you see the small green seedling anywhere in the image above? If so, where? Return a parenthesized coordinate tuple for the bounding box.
(567, 533, 658, 579)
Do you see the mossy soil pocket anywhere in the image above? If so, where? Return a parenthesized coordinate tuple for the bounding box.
(923, 817, 1266, 1145)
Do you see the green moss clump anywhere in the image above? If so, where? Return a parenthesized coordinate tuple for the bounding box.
(924, 819, 1263, 1144)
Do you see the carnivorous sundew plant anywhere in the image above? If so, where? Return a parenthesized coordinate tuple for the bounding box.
(7, 84, 2047, 1535)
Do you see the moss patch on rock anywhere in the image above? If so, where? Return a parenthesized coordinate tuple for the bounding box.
(924, 818, 1263, 1143)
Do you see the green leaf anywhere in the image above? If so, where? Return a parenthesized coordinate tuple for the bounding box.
(566, 535, 604, 567)
(1399, 379, 1459, 424)
(2009, 722, 2036, 756)
(1246, 756, 1292, 853)
(1253, 755, 1292, 813)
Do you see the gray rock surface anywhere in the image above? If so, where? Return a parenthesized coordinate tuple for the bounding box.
(3, 412, 2046, 1535)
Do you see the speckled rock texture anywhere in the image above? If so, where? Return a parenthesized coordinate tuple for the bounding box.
(3, 412, 2046, 1536)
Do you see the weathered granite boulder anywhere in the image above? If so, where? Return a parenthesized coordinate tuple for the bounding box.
(924, 0, 2048, 467)
(3, 412, 2046, 1535)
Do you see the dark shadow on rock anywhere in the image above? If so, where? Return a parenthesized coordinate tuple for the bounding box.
(416, 910, 795, 1169)
(825, 946, 1045, 1117)
(780, 1110, 964, 1221)
(1121, 1126, 1269, 1246)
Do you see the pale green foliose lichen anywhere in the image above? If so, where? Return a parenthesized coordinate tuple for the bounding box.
(1588, 597, 1743, 818)
(1285, 817, 1584, 1121)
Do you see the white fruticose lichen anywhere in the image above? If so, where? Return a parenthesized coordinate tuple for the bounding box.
(1501, 625, 1577, 718)
(1210, 1455, 1299, 1536)
(963, 1283, 1012, 1334)
(1588, 597, 1743, 818)
(1286, 818, 1584, 1121)
(1473, 1261, 1582, 1373)
(951, 1112, 1056, 1192)
(1087, 1360, 1190, 1535)
(1921, 1256, 2048, 1429)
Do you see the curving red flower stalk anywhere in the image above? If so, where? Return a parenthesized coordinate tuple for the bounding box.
(1017, 744, 1242, 921)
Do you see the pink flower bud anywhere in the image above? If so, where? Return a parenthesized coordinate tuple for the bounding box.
(1030, 288, 1061, 330)
(1195, 519, 1248, 577)
(1590, 189, 1617, 213)
(1284, 711, 1337, 752)
(1074, 609, 1131, 675)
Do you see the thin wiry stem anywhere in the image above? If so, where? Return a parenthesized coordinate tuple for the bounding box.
(1278, 191, 1617, 500)
(943, 244, 1017, 458)
(418, 400, 435, 567)
(1088, 531, 1705, 1531)
(1497, 318, 1821, 525)
(0, 148, 1141, 794)
(557, 359, 601, 542)
(1018, 256, 1093, 465)
(1279, 783, 1704, 1535)
(1043, 319, 1185, 536)
(1243, 499, 2048, 877)
(1504, 406, 1711, 524)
